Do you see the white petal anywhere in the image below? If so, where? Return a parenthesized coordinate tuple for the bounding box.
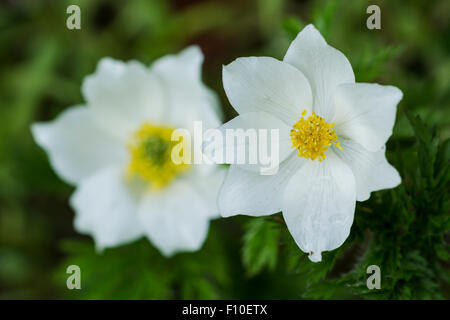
(137, 179, 211, 256)
(151, 46, 222, 130)
(82, 58, 165, 139)
(190, 166, 227, 219)
(204, 112, 293, 173)
(218, 153, 305, 217)
(284, 24, 355, 121)
(31, 106, 127, 185)
(282, 152, 356, 262)
(333, 83, 403, 152)
(334, 139, 401, 201)
(70, 165, 143, 250)
(222, 56, 312, 125)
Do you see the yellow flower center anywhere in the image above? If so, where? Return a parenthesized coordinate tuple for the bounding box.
(290, 109, 342, 162)
(127, 122, 190, 189)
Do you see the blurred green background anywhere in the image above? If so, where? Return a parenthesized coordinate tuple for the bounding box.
(0, 0, 449, 299)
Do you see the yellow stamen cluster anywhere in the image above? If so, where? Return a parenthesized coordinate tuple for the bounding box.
(290, 110, 342, 161)
(127, 122, 190, 189)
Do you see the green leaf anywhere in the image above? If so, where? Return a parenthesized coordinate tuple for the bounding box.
(282, 16, 304, 41)
(242, 217, 281, 277)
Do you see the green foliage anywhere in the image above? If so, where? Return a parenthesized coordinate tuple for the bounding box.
(311, 0, 339, 38)
(353, 44, 404, 82)
(282, 17, 304, 41)
(57, 224, 230, 299)
(282, 0, 339, 41)
(242, 217, 281, 276)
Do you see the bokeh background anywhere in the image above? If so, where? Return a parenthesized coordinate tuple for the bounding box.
(0, 0, 449, 299)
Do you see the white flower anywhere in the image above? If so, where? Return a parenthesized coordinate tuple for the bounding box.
(217, 25, 402, 262)
(31, 46, 225, 256)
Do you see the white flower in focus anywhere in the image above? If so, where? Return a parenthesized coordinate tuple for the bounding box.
(217, 25, 402, 262)
(31, 46, 225, 256)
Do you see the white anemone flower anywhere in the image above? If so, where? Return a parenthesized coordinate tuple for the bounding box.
(217, 25, 402, 262)
(31, 46, 225, 256)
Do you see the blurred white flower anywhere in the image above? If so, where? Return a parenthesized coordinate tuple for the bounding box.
(32, 46, 225, 256)
(217, 25, 402, 262)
